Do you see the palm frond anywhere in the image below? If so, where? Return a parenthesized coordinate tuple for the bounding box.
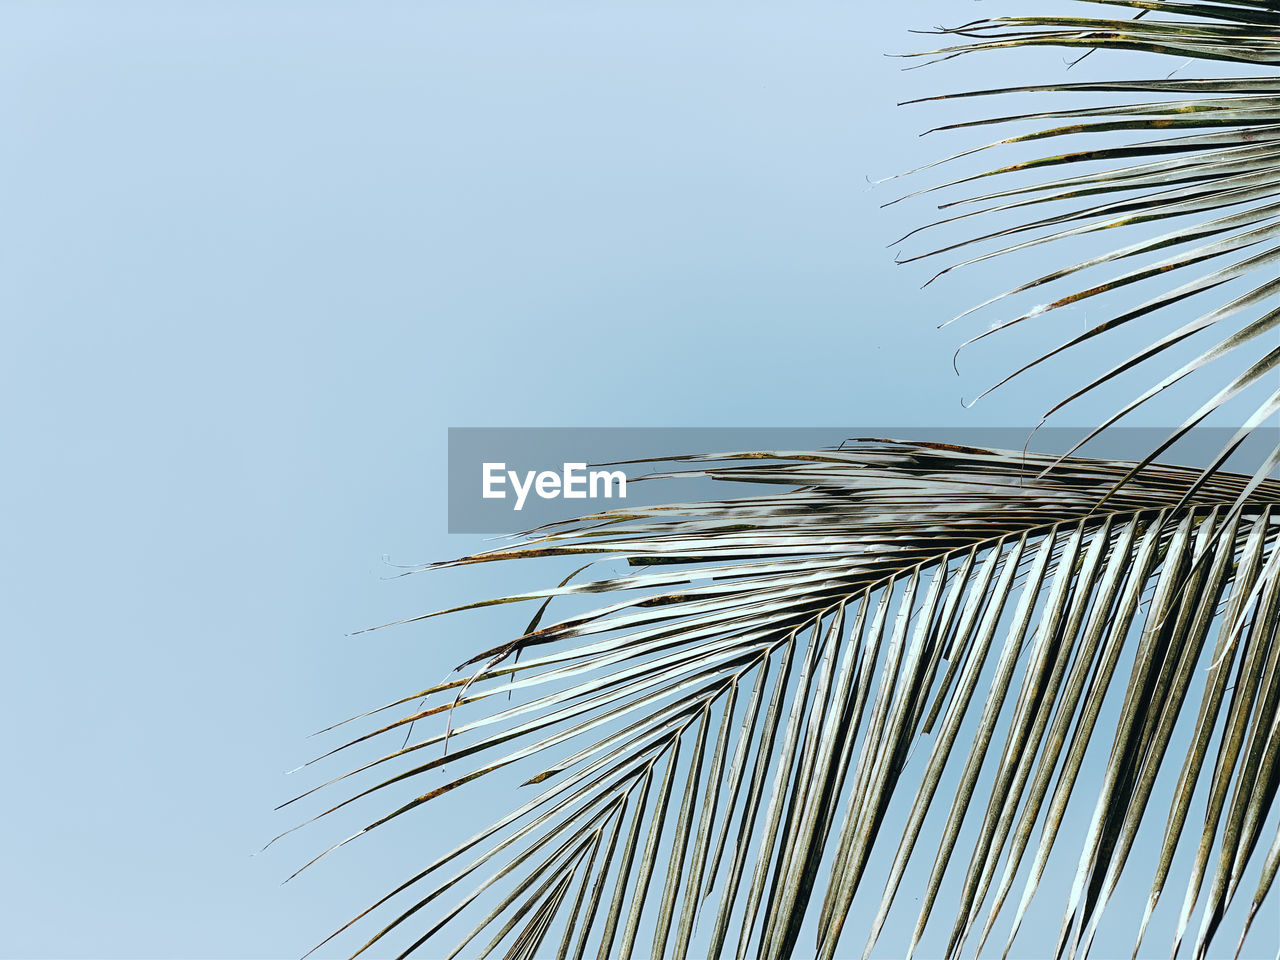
(899, 0, 1280, 494)
(291, 441, 1280, 959)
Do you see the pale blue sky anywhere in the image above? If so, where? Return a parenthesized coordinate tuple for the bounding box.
(3, 2, 1276, 958)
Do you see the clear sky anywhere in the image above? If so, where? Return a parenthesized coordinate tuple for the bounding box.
(4, 2, 1277, 958)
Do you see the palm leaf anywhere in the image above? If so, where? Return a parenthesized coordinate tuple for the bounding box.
(288, 440, 1280, 959)
(897, 0, 1280, 495)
